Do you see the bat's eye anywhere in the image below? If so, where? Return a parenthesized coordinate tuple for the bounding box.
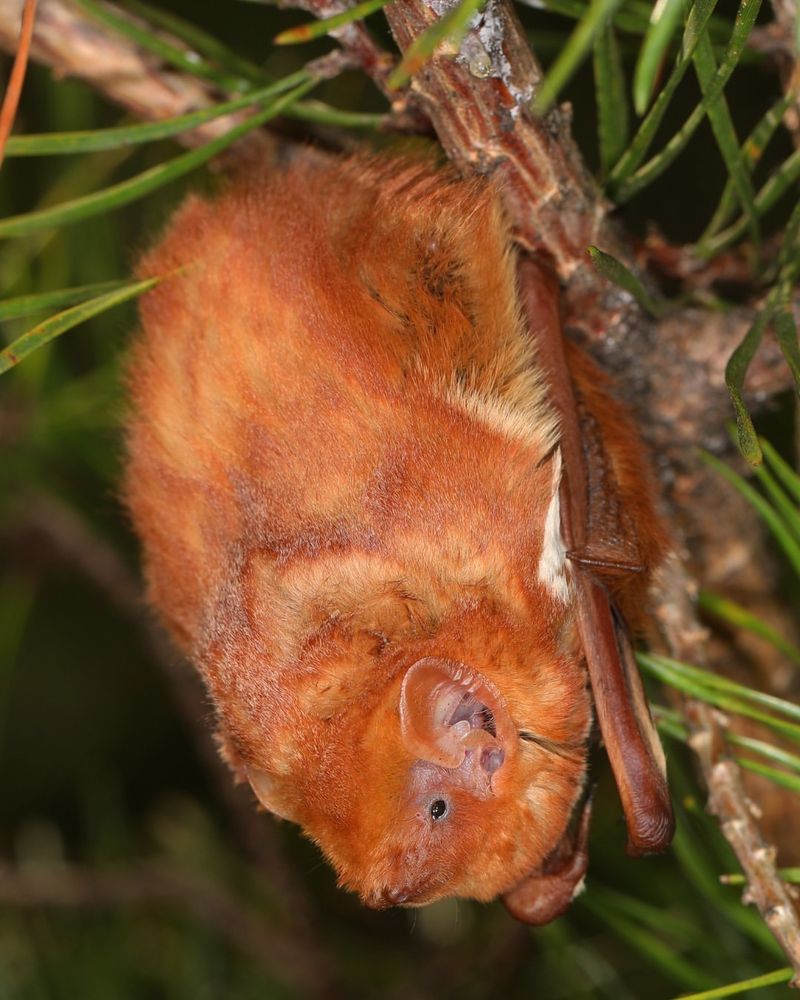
(430, 799, 448, 821)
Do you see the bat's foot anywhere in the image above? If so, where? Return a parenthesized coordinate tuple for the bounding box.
(501, 792, 593, 925)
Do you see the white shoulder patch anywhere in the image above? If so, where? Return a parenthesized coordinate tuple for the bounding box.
(537, 448, 570, 603)
(443, 379, 559, 454)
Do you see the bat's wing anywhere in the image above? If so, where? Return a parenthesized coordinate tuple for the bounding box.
(517, 259, 674, 857)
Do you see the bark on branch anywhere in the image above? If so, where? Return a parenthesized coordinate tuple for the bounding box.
(688, 703, 800, 986)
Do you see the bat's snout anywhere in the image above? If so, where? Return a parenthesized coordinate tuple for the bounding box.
(366, 884, 413, 909)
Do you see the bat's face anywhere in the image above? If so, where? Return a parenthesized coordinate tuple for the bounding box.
(301, 655, 591, 907)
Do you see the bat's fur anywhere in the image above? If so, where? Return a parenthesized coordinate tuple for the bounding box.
(125, 157, 664, 908)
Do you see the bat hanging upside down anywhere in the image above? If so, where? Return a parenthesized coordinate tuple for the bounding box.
(124, 155, 674, 923)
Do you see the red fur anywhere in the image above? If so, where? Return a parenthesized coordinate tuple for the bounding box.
(124, 156, 663, 909)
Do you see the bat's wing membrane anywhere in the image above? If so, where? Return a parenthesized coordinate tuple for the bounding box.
(517, 259, 674, 857)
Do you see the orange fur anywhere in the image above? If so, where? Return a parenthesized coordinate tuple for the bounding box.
(124, 156, 662, 909)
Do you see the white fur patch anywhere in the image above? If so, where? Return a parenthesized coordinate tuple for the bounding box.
(537, 449, 570, 602)
(571, 875, 587, 900)
(442, 375, 559, 455)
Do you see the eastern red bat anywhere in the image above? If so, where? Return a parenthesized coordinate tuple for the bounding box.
(124, 155, 673, 921)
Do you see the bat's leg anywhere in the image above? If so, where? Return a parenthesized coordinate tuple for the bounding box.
(502, 793, 593, 925)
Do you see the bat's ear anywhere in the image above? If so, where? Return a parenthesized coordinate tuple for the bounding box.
(398, 658, 517, 778)
(399, 658, 475, 767)
(246, 767, 296, 822)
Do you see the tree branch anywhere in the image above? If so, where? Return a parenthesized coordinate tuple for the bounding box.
(385, 0, 615, 285)
(687, 704, 800, 987)
(0, 0, 273, 155)
(652, 554, 800, 985)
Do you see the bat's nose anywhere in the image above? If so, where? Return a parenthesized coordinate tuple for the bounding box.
(381, 885, 411, 906)
(364, 884, 414, 909)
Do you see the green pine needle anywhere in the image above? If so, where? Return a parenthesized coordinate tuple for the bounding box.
(275, 0, 390, 44)
(0, 278, 160, 376)
(0, 281, 131, 321)
(593, 22, 630, 175)
(587, 246, 670, 316)
(633, 0, 688, 115)
(723, 310, 769, 465)
(673, 967, 793, 999)
(0, 78, 317, 239)
(699, 590, 800, 666)
(702, 449, 800, 574)
(607, 0, 719, 192)
(611, 0, 762, 203)
(3, 74, 310, 157)
(533, 0, 624, 115)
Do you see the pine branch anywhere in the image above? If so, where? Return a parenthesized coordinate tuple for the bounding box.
(687, 702, 800, 986)
(0, 0, 273, 156)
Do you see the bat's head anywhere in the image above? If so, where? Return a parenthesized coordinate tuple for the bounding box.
(298, 654, 590, 909)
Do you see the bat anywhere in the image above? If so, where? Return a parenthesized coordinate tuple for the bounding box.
(124, 154, 674, 923)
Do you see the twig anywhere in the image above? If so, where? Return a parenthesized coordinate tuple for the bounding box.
(652, 555, 800, 984)
(0, 0, 36, 167)
(384, 0, 615, 289)
(0, 859, 326, 992)
(0, 0, 274, 156)
(686, 702, 800, 987)
(277, 0, 428, 131)
(288, 0, 393, 85)
(636, 230, 784, 295)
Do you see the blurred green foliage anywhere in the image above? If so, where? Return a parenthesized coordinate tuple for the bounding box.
(1, 0, 799, 997)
